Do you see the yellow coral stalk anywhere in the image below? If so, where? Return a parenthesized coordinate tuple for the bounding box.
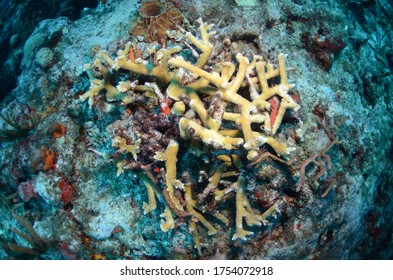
(160, 206, 175, 232)
(184, 185, 217, 236)
(155, 140, 185, 212)
(141, 174, 157, 214)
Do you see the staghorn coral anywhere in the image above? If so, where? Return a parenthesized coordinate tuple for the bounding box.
(79, 19, 338, 250)
(79, 58, 123, 108)
(166, 22, 299, 161)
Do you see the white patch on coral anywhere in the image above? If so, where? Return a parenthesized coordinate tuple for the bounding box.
(34, 172, 62, 205)
(86, 194, 135, 240)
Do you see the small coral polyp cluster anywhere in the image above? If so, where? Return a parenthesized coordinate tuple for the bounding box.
(80, 19, 300, 248)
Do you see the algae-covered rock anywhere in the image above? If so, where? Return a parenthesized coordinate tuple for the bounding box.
(22, 17, 70, 69)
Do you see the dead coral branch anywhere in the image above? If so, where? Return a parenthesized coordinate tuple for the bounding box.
(294, 117, 341, 192)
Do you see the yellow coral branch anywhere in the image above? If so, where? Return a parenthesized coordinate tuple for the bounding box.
(141, 174, 158, 214)
(184, 185, 217, 236)
(160, 206, 175, 232)
(155, 140, 185, 213)
(185, 18, 215, 68)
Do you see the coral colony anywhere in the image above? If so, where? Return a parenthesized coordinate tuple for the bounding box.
(80, 17, 335, 249)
